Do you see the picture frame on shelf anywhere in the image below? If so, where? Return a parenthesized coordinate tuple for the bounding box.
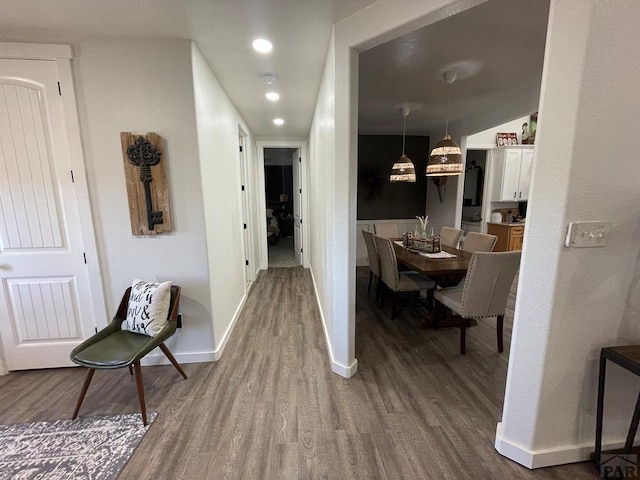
(496, 132, 518, 146)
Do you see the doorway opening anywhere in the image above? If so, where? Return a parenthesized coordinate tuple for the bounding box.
(264, 148, 298, 267)
(460, 149, 488, 243)
(256, 141, 308, 271)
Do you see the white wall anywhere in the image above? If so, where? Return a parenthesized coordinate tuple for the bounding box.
(191, 43, 258, 357)
(496, 0, 640, 468)
(69, 37, 214, 363)
(309, 32, 356, 376)
(466, 115, 531, 149)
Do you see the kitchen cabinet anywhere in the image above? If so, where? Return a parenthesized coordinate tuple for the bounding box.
(491, 146, 534, 201)
(486, 222, 525, 251)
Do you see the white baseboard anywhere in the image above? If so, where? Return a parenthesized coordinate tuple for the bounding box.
(309, 268, 358, 378)
(495, 422, 628, 469)
(211, 282, 253, 360)
(141, 350, 216, 366)
(143, 281, 254, 366)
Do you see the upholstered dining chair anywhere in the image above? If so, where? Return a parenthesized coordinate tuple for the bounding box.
(373, 223, 399, 239)
(373, 235, 435, 319)
(440, 226, 463, 249)
(70, 285, 186, 426)
(462, 231, 498, 253)
(362, 229, 381, 297)
(434, 251, 521, 354)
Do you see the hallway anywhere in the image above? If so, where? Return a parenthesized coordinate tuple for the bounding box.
(0, 268, 598, 479)
(268, 236, 299, 268)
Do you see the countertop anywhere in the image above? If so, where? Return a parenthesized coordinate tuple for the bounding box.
(487, 222, 525, 226)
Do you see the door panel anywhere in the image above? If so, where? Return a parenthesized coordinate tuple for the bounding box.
(7, 277, 79, 341)
(519, 148, 534, 200)
(0, 82, 64, 249)
(500, 149, 521, 201)
(292, 149, 302, 265)
(0, 58, 96, 370)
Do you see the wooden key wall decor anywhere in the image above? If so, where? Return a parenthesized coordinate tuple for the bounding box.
(121, 132, 173, 235)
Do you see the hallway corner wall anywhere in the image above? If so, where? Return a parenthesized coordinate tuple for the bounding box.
(191, 43, 258, 358)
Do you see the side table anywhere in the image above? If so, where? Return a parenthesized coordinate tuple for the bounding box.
(594, 345, 640, 474)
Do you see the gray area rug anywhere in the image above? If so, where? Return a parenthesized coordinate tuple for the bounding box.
(0, 412, 157, 480)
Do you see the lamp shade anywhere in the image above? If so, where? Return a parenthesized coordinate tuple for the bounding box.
(390, 154, 417, 183)
(426, 134, 464, 176)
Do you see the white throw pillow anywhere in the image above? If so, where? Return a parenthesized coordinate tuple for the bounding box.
(121, 279, 172, 336)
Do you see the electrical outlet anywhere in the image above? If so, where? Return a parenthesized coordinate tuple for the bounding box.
(565, 221, 611, 248)
(176, 313, 183, 328)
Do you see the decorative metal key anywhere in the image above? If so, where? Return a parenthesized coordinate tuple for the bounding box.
(127, 136, 164, 230)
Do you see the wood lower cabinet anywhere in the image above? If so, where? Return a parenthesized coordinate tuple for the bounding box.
(487, 223, 525, 251)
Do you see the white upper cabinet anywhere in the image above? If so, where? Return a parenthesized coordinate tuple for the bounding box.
(492, 146, 535, 201)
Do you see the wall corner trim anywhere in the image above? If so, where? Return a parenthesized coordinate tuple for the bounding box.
(0, 42, 73, 60)
(331, 358, 359, 377)
(309, 267, 358, 378)
(495, 422, 629, 469)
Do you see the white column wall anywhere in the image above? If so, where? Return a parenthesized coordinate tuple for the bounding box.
(191, 43, 258, 358)
(497, 0, 640, 468)
(309, 32, 355, 375)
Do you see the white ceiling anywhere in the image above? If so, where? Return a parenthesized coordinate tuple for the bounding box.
(0, 0, 549, 140)
(359, 0, 550, 138)
(0, 0, 375, 138)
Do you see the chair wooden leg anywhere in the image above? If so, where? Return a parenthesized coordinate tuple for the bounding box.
(426, 288, 435, 311)
(368, 271, 373, 293)
(391, 292, 398, 319)
(72, 368, 95, 420)
(460, 319, 467, 355)
(128, 364, 133, 376)
(132, 361, 148, 426)
(159, 343, 188, 379)
(497, 315, 504, 353)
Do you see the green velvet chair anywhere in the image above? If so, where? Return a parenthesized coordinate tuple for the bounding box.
(70, 285, 186, 426)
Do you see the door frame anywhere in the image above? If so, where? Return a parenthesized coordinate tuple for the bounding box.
(0, 43, 108, 331)
(256, 140, 309, 270)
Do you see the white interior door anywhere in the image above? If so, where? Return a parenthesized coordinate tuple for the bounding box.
(0, 58, 97, 370)
(238, 131, 252, 286)
(292, 149, 303, 265)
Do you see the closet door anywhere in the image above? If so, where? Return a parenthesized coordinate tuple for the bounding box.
(0, 58, 99, 370)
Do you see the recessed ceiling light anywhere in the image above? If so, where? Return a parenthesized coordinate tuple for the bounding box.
(273, 118, 284, 125)
(266, 92, 280, 101)
(252, 39, 273, 53)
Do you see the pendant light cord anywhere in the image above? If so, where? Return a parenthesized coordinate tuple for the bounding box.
(445, 82, 451, 137)
(402, 114, 407, 155)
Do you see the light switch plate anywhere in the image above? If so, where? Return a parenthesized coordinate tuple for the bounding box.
(565, 221, 611, 248)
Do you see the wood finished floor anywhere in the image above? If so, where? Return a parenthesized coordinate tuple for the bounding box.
(0, 267, 599, 479)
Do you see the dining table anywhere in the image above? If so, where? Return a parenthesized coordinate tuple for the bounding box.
(392, 240, 472, 328)
(392, 241, 472, 288)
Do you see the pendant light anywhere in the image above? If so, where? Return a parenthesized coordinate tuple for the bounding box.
(390, 106, 416, 183)
(426, 69, 464, 201)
